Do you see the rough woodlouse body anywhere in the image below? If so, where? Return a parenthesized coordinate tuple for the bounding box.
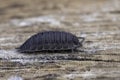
(17, 31, 85, 53)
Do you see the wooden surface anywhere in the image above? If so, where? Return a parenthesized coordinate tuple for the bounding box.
(0, 0, 120, 80)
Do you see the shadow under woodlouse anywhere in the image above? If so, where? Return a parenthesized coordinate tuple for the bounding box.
(39, 74, 60, 80)
(66, 58, 120, 63)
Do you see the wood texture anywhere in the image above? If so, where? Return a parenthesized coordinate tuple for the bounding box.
(0, 0, 120, 80)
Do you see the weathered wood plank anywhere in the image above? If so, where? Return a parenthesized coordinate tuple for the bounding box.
(0, 0, 120, 80)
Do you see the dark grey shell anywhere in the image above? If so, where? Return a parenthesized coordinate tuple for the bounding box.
(17, 31, 85, 53)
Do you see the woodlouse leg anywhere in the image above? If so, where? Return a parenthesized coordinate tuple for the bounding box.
(72, 48, 74, 53)
(76, 48, 85, 52)
(42, 45, 45, 50)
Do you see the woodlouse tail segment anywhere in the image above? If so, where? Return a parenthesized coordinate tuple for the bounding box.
(78, 37, 85, 43)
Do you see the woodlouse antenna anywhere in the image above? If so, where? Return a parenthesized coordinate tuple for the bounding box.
(77, 37, 85, 43)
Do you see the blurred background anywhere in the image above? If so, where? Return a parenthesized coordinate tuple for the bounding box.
(0, 0, 120, 80)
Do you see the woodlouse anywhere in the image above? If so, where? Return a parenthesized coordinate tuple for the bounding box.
(17, 31, 85, 53)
